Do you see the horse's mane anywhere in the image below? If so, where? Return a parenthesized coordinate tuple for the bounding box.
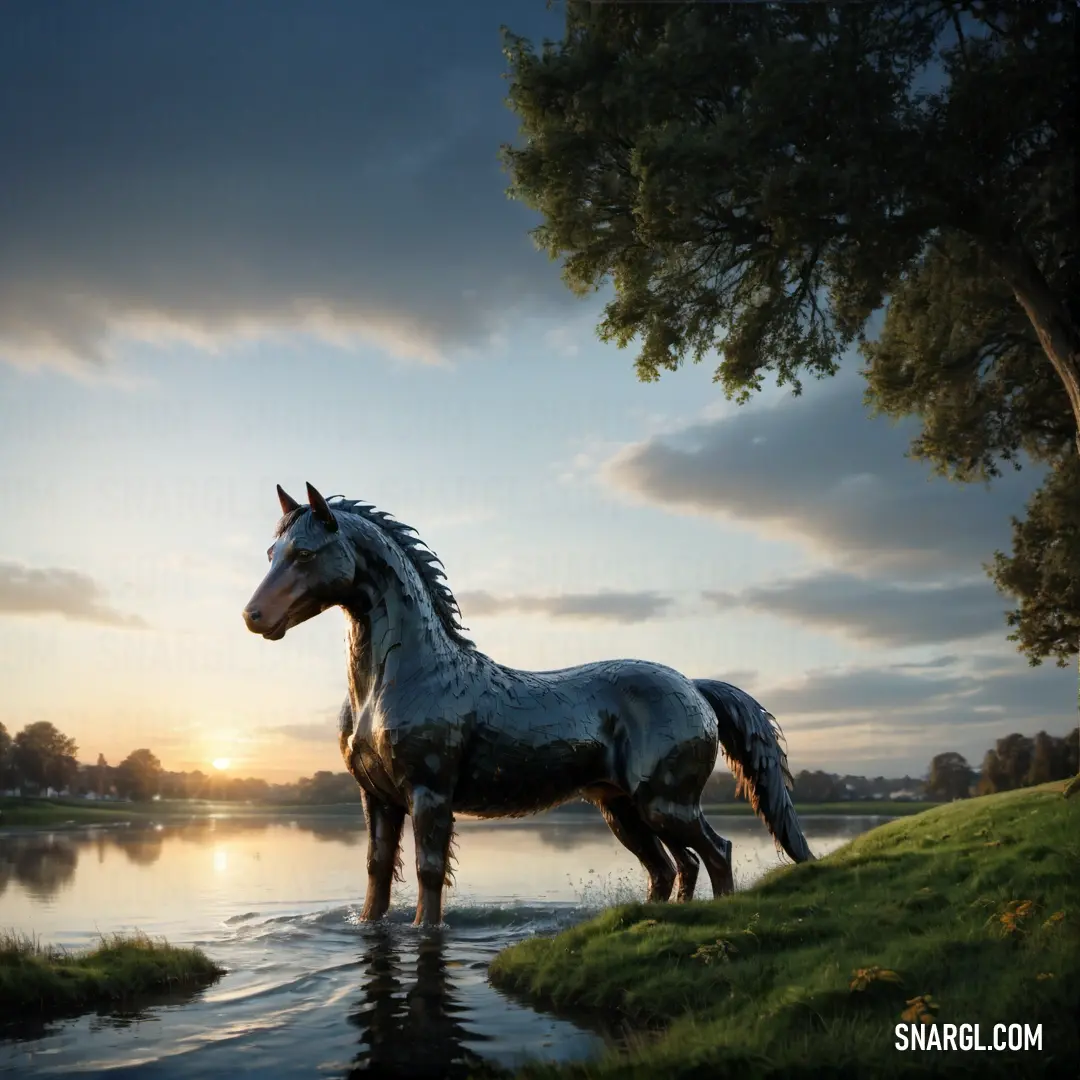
(275, 498, 475, 650)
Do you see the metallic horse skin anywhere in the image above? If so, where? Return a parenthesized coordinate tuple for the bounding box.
(243, 483, 813, 927)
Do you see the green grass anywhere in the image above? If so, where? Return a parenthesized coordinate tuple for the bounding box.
(490, 782, 1080, 1079)
(0, 795, 363, 827)
(703, 800, 938, 817)
(0, 930, 225, 1018)
(0, 796, 178, 827)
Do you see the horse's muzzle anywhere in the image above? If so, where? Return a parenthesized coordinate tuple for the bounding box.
(242, 606, 287, 639)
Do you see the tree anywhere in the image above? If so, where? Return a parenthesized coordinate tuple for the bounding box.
(978, 748, 1005, 795)
(115, 749, 163, 802)
(978, 732, 1036, 793)
(1027, 730, 1063, 786)
(991, 456, 1080, 668)
(0, 722, 11, 788)
(792, 770, 838, 803)
(502, 2, 1079, 675)
(926, 752, 973, 800)
(1066, 728, 1080, 776)
(87, 753, 111, 798)
(996, 732, 1036, 789)
(11, 722, 78, 793)
(297, 771, 358, 805)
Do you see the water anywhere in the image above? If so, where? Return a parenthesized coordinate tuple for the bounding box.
(0, 810, 889, 1077)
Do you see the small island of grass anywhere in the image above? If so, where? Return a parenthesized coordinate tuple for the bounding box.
(0, 931, 225, 1019)
(491, 782, 1079, 1079)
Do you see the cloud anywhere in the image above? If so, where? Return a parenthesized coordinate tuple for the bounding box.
(761, 666, 977, 716)
(458, 589, 676, 624)
(0, 2, 569, 373)
(270, 722, 336, 744)
(601, 372, 1041, 577)
(706, 668, 760, 692)
(0, 561, 146, 628)
(735, 653, 1078, 776)
(756, 655, 1077, 728)
(703, 571, 1010, 647)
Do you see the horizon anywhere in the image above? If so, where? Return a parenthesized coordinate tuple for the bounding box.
(1, 2, 1077, 786)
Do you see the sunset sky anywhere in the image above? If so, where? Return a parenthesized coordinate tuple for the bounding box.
(0, 1, 1075, 784)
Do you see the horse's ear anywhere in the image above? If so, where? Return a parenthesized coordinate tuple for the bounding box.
(306, 482, 338, 532)
(277, 484, 301, 515)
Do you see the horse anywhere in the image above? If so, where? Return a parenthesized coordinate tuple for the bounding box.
(243, 483, 813, 926)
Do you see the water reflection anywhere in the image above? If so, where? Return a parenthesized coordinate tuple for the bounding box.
(0, 817, 359, 903)
(347, 930, 489, 1079)
(0, 835, 79, 902)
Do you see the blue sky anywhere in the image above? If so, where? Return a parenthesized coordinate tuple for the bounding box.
(0, 1, 1075, 782)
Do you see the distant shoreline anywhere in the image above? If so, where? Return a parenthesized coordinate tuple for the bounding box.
(0, 795, 937, 831)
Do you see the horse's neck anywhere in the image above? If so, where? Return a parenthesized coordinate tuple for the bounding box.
(344, 615, 374, 704)
(344, 576, 457, 703)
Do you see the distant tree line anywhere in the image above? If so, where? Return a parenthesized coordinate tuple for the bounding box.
(926, 729, 1079, 801)
(0, 720, 360, 805)
(5, 717, 1074, 810)
(699, 768, 924, 805)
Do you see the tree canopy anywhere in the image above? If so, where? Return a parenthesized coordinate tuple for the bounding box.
(926, 752, 974, 801)
(502, 0, 1079, 666)
(0, 721, 12, 787)
(11, 721, 78, 793)
(977, 729, 1079, 793)
(116, 748, 164, 801)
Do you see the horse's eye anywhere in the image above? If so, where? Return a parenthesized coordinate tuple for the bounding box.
(295, 549, 315, 563)
(266, 548, 274, 563)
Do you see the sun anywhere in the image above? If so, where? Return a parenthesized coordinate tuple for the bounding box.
(212, 757, 231, 771)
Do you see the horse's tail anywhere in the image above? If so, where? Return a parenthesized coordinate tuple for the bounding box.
(693, 679, 813, 863)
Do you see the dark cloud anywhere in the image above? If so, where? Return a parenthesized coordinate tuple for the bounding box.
(0, 1, 568, 372)
(0, 561, 146, 628)
(703, 571, 1010, 647)
(740, 656, 1075, 784)
(458, 589, 675, 624)
(889, 655, 962, 670)
(756, 656, 1077, 727)
(603, 373, 1041, 577)
(761, 666, 977, 716)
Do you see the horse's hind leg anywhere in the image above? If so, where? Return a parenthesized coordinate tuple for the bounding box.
(642, 803, 735, 898)
(591, 791, 676, 903)
(666, 843, 700, 902)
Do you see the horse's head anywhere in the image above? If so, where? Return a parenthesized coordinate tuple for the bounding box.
(242, 482, 357, 640)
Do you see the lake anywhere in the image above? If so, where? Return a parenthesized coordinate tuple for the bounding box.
(0, 810, 891, 1078)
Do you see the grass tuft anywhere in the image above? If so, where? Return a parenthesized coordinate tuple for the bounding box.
(0, 929, 225, 1018)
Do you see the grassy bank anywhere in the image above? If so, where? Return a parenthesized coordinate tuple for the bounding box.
(0, 796, 363, 828)
(491, 782, 1079, 1079)
(701, 800, 938, 818)
(0, 931, 225, 1019)
(0, 797, 165, 828)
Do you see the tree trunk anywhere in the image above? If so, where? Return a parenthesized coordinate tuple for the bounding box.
(980, 238, 1080, 797)
(985, 241, 1080, 456)
(1068, 651, 1080, 797)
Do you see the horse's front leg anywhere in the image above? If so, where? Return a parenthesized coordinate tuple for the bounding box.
(410, 785, 454, 927)
(360, 789, 406, 921)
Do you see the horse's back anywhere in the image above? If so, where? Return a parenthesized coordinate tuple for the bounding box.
(455, 658, 718, 811)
